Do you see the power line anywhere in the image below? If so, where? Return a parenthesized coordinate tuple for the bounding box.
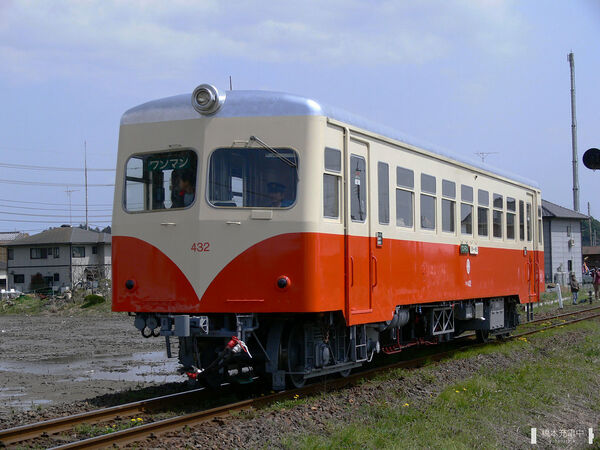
(0, 211, 111, 218)
(0, 179, 114, 187)
(0, 218, 111, 223)
(0, 203, 112, 212)
(0, 162, 114, 171)
(0, 198, 112, 207)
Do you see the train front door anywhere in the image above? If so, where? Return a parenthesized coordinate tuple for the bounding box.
(526, 193, 538, 299)
(345, 138, 373, 318)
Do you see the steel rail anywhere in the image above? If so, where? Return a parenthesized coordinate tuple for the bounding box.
(3, 307, 599, 448)
(526, 304, 600, 325)
(0, 387, 206, 446)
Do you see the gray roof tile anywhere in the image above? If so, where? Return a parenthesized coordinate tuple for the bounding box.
(542, 200, 589, 220)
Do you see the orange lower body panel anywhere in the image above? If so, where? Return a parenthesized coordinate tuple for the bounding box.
(112, 234, 544, 325)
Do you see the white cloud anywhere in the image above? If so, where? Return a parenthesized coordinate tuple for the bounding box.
(0, 0, 527, 82)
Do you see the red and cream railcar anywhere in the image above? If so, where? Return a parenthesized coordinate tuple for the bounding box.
(112, 84, 544, 389)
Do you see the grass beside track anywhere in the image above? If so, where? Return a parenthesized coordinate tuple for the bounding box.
(285, 320, 600, 449)
(0, 294, 112, 315)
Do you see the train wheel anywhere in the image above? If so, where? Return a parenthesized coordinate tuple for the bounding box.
(286, 323, 306, 389)
(476, 329, 490, 343)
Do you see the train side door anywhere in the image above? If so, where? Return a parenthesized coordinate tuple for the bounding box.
(345, 139, 372, 316)
(526, 193, 538, 299)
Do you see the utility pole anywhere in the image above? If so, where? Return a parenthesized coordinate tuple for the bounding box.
(84, 140, 89, 230)
(65, 186, 79, 226)
(588, 202, 593, 246)
(568, 52, 580, 211)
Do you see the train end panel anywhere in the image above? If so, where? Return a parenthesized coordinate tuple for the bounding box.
(112, 233, 346, 315)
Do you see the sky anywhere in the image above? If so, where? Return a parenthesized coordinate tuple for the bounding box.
(0, 0, 599, 233)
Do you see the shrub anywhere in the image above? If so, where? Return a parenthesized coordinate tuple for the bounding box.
(81, 294, 106, 308)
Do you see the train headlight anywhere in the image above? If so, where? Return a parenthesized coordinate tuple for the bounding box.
(191, 84, 225, 115)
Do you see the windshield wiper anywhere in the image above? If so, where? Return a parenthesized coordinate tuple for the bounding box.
(249, 136, 298, 168)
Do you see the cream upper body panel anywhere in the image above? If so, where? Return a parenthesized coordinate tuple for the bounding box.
(113, 88, 542, 299)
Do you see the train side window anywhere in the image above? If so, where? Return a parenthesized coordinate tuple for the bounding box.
(519, 200, 525, 240)
(442, 179, 455, 233)
(460, 184, 473, 235)
(323, 148, 341, 218)
(493, 193, 503, 239)
(324, 147, 341, 172)
(477, 189, 489, 237)
(396, 166, 414, 228)
(350, 155, 367, 222)
(526, 202, 532, 242)
(506, 197, 516, 239)
(124, 150, 198, 212)
(378, 162, 390, 224)
(420, 173, 436, 230)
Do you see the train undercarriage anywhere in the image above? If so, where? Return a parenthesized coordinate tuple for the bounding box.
(133, 297, 521, 390)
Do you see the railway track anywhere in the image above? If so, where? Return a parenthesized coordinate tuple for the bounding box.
(3, 305, 600, 449)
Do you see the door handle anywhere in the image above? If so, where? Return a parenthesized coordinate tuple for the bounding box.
(350, 256, 354, 287)
(160, 222, 177, 226)
(372, 255, 378, 288)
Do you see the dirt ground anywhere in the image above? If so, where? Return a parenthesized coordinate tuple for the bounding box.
(0, 314, 185, 424)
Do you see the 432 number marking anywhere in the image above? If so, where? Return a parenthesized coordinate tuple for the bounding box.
(191, 242, 210, 253)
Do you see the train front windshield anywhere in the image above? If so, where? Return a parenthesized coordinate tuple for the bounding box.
(124, 150, 198, 212)
(208, 147, 298, 208)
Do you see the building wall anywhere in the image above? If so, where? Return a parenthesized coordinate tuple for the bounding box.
(7, 242, 112, 292)
(545, 218, 583, 284)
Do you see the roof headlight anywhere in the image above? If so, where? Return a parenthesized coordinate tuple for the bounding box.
(191, 84, 225, 115)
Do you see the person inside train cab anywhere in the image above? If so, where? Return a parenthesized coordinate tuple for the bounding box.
(172, 169, 196, 208)
(267, 182, 291, 207)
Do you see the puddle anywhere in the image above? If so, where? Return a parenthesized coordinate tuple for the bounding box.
(0, 351, 183, 384)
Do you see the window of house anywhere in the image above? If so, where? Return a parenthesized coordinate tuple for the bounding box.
(323, 148, 341, 219)
(72, 246, 85, 258)
(519, 200, 525, 241)
(53, 273, 60, 282)
(7, 248, 13, 260)
(526, 202, 532, 242)
(566, 225, 572, 236)
(125, 149, 198, 211)
(442, 180, 455, 233)
(92, 246, 98, 255)
(13, 274, 24, 284)
(350, 155, 367, 222)
(53, 247, 60, 258)
(378, 162, 390, 224)
(568, 260, 573, 272)
(30, 248, 48, 259)
(396, 167, 414, 228)
(478, 189, 489, 237)
(420, 173, 436, 230)
(493, 193, 503, 239)
(209, 147, 297, 208)
(461, 184, 473, 235)
(506, 197, 516, 240)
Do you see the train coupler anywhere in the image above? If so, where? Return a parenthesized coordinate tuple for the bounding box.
(185, 336, 253, 383)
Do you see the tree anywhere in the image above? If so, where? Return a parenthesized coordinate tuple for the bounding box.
(581, 217, 600, 246)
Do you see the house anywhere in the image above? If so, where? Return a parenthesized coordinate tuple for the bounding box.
(6, 226, 111, 293)
(0, 231, 28, 290)
(542, 200, 589, 285)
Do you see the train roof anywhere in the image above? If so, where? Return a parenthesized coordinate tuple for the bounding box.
(121, 89, 539, 189)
